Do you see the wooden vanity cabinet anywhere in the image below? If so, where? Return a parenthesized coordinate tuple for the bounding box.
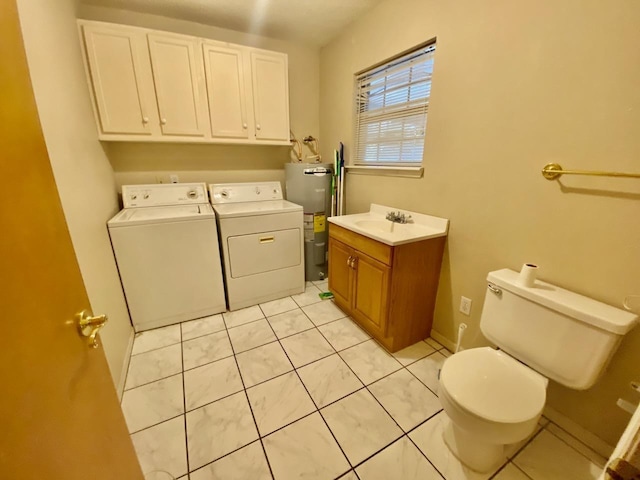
(328, 223, 446, 353)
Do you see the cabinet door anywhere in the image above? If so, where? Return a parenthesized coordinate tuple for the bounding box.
(81, 23, 156, 136)
(250, 51, 290, 141)
(328, 238, 353, 308)
(202, 43, 250, 139)
(147, 33, 208, 137)
(352, 252, 391, 338)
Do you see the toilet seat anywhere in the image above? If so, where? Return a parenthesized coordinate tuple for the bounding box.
(440, 347, 547, 424)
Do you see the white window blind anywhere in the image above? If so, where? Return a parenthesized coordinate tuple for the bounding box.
(354, 43, 436, 166)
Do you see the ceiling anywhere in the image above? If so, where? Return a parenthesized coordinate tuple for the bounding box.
(79, 0, 386, 47)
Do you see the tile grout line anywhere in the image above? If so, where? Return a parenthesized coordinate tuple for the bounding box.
(181, 331, 371, 416)
(313, 313, 445, 475)
(308, 310, 408, 452)
(490, 428, 545, 480)
(543, 420, 608, 466)
(509, 461, 536, 480)
(186, 439, 270, 479)
(126, 307, 447, 470)
(404, 433, 447, 480)
(313, 316, 451, 477)
(179, 323, 191, 480)
(130, 338, 182, 358)
(124, 369, 184, 393)
(220, 309, 277, 480)
(257, 302, 355, 478)
(125, 307, 592, 480)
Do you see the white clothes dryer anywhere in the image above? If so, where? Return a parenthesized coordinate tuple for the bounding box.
(108, 183, 226, 332)
(210, 182, 304, 310)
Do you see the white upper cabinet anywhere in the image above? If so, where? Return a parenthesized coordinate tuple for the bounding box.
(202, 42, 250, 139)
(147, 33, 208, 137)
(80, 23, 158, 136)
(250, 51, 290, 142)
(78, 20, 290, 145)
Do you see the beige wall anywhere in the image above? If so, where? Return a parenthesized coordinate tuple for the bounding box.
(77, 5, 321, 189)
(320, 0, 640, 446)
(17, 0, 134, 392)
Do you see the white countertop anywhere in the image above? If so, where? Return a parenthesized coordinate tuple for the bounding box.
(328, 204, 449, 246)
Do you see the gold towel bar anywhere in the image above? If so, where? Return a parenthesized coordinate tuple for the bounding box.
(542, 163, 640, 180)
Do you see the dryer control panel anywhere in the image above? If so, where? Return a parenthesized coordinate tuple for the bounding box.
(210, 182, 283, 204)
(122, 183, 208, 208)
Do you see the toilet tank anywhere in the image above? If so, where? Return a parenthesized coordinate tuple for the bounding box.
(481, 269, 638, 390)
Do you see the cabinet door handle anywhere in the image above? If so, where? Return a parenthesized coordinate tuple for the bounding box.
(346, 255, 352, 267)
(142, 116, 149, 124)
(161, 118, 167, 125)
(242, 122, 248, 129)
(256, 123, 261, 131)
(351, 257, 358, 269)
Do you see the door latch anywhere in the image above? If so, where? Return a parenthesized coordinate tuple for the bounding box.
(76, 310, 108, 349)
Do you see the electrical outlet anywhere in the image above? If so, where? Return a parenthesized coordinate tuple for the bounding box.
(459, 296, 472, 316)
(169, 174, 179, 184)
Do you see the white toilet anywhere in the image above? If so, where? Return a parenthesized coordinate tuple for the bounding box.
(438, 268, 638, 473)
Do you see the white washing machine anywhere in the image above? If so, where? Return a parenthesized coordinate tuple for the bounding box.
(108, 183, 226, 332)
(210, 182, 305, 310)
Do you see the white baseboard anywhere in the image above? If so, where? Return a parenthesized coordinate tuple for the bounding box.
(116, 329, 135, 401)
(429, 328, 456, 352)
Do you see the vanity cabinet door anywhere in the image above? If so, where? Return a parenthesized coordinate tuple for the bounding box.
(352, 252, 391, 338)
(328, 238, 353, 309)
(147, 33, 208, 137)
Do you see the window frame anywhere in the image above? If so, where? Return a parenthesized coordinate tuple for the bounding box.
(351, 40, 436, 174)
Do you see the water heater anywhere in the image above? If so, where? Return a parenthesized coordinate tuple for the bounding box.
(285, 163, 333, 281)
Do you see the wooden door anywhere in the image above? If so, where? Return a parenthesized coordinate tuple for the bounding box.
(80, 22, 157, 136)
(352, 252, 391, 338)
(0, 4, 143, 479)
(148, 33, 208, 137)
(328, 238, 353, 310)
(250, 50, 290, 141)
(202, 42, 251, 139)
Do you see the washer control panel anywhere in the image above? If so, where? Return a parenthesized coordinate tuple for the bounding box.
(210, 182, 283, 204)
(122, 183, 208, 208)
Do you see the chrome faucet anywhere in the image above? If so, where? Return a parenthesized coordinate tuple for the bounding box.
(385, 211, 412, 224)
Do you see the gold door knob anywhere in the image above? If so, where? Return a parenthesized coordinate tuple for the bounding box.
(76, 310, 108, 349)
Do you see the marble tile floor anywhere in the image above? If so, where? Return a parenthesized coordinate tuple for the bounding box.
(121, 283, 607, 480)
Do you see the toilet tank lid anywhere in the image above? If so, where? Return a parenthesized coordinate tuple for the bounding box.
(487, 269, 638, 335)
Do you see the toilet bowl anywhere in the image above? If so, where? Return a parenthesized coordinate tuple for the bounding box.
(438, 347, 547, 472)
(436, 268, 638, 473)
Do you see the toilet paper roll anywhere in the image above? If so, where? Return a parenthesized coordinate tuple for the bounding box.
(518, 263, 538, 287)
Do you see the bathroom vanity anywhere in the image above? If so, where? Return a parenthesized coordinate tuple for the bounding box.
(328, 205, 449, 352)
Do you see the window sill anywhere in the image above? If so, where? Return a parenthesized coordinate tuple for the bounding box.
(345, 165, 424, 178)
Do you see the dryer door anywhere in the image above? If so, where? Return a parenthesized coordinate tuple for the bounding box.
(227, 228, 301, 278)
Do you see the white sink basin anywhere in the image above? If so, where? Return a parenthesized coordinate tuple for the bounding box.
(329, 204, 449, 246)
(354, 220, 398, 232)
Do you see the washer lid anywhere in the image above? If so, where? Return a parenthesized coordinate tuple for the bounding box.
(213, 200, 302, 219)
(108, 204, 214, 227)
(440, 347, 547, 424)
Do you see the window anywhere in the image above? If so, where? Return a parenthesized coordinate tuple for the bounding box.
(354, 43, 436, 167)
